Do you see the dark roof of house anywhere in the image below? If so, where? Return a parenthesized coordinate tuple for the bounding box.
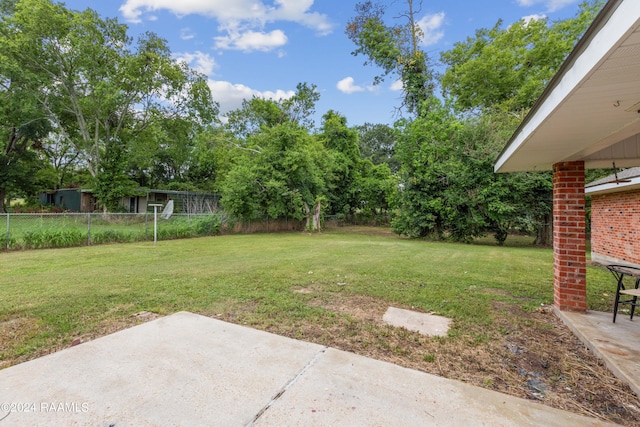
(586, 167, 640, 187)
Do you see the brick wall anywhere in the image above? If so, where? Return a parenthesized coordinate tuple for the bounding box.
(553, 161, 586, 312)
(591, 189, 640, 266)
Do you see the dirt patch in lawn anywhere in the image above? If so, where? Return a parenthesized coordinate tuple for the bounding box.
(268, 288, 640, 426)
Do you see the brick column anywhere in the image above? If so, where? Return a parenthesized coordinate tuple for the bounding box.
(552, 161, 587, 312)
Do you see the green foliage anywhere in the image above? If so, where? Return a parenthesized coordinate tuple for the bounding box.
(440, 0, 604, 112)
(393, 100, 552, 243)
(91, 229, 139, 245)
(193, 214, 223, 236)
(346, 1, 434, 115)
(23, 228, 85, 249)
(0, 231, 17, 250)
(319, 111, 361, 216)
(226, 82, 319, 139)
(0, 0, 216, 203)
(356, 123, 399, 173)
(158, 222, 193, 240)
(93, 140, 138, 212)
(219, 123, 326, 223)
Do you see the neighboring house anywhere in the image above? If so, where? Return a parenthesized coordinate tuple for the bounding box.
(39, 189, 219, 214)
(39, 188, 97, 212)
(586, 167, 640, 267)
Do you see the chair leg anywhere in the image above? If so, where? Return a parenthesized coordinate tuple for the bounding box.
(631, 296, 637, 320)
(613, 276, 623, 323)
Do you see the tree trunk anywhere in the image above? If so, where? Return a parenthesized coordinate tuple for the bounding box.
(304, 201, 322, 232)
(312, 200, 321, 232)
(534, 213, 553, 246)
(304, 202, 311, 230)
(0, 187, 6, 213)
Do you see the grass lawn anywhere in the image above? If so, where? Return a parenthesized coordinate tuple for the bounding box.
(0, 227, 636, 425)
(0, 226, 615, 360)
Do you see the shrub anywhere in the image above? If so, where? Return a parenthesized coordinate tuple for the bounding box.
(158, 222, 193, 240)
(23, 229, 86, 249)
(0, 233, 18, 251)
(91, 229, 138, 245)
(194, 214, 223, 236)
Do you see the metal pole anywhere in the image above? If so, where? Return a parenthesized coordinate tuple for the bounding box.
(5, 213, 9, 249)
(154, 205, 158, 245)
(148, 203, 162, 245)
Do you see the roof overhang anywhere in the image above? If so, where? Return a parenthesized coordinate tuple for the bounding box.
(495, 0, 640, 173)
(585, 176, 640, 195)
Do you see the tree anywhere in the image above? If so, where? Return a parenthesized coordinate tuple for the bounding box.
(392, 98, 465, 239)
(393, 98, 554, 244)
(440, 1, 604, 113)
(356, 123, 399, 173)
(318, 110, 360, 216)
(184, 127, 234, 194)
(434, 1, 603, 244)
(346, 0, 434, 115)
(219, 122, 327, 231)
(0, 2, 51, 211)
(2, 0, 216, 210)
(226, 82, 319, 139)
(354, 160, 397, 222)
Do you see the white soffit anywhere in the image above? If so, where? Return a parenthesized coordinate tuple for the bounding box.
(495, 0, 640, 173)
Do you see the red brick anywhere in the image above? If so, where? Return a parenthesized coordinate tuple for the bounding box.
(552, 161, 586, 312)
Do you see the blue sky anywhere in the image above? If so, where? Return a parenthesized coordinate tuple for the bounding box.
(60, 0, 590, 127)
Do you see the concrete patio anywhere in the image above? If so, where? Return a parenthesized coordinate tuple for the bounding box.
(557, 308, 640, 398)
(0, 311, 618, 426)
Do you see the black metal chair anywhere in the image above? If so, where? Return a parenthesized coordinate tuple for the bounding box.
(606, 264, 640, 323)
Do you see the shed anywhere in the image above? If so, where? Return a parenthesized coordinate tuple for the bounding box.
(39, 188, 219, 214)
(495, 0, 640, 312)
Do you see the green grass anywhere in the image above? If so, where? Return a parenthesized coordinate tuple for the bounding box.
(0, 228, 615, 366)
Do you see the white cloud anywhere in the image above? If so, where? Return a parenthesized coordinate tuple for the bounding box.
(522, 14, 547, 24)
(119, 0, 333, 34)
(418, 12, 445, 47)
(268, 0, 333, 36)
(208, 80, 295, 115)
(180, 27, 195, 40)
(214, 29, 288, 52)
(390, 79, 404, 92)
(174, 51, 217, 76)
(516, 0, 577, 13)
(337, 77, 364, 94)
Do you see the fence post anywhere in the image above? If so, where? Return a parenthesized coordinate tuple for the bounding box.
(5, 213, 9, 249)
(87, 213, 91, 245)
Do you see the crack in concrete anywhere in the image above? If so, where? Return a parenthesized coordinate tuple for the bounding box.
(245, 346, 328, 426)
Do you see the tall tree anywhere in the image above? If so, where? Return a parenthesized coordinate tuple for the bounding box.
(226, 82, 319, 140)
(356, 123, 399, 173)
(2, 0, 216, 210)
(440, 0, 604, 113)
(219, 122, 327, 231)
(0, 0, 51, 211)
(319, 110, 360, 216)
(346, 0, 434, 115)
(437, 0, 603, 244)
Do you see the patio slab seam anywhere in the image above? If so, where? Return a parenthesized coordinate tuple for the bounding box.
(246, 346, 328, 426)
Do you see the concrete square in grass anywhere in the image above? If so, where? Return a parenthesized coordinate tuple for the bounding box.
(382, 306, 452, 336)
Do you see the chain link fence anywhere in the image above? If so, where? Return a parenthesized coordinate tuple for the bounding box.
(1, 211, 390, 251)
(1, 212, 228, 251)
